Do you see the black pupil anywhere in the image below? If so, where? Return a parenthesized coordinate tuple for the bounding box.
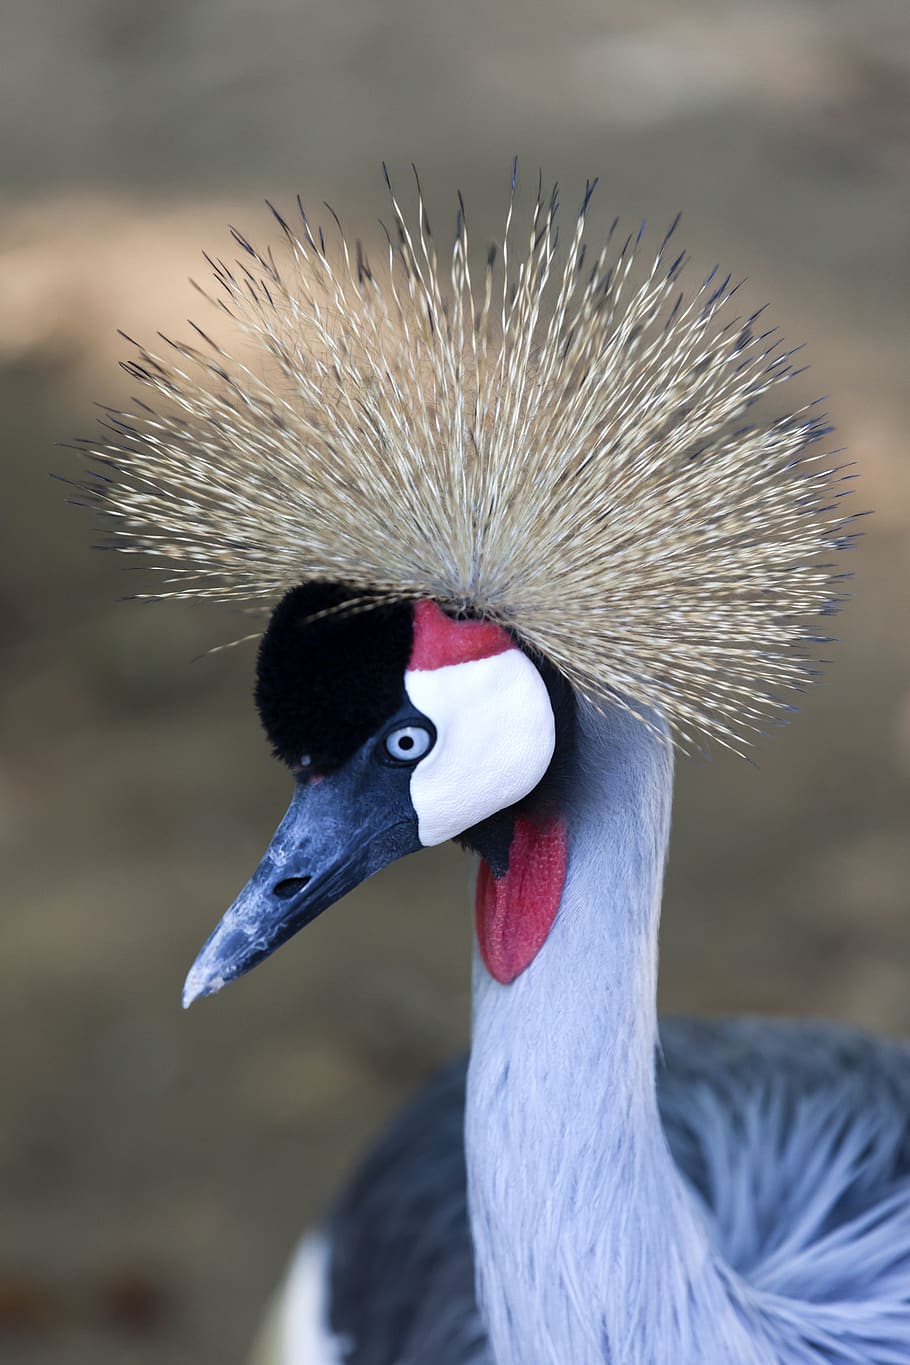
(398, 734, 415, 751)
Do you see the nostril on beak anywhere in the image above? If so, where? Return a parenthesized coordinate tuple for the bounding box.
(273, 876, 311, 901)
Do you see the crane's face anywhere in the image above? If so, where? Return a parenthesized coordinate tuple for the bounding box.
(182, 585, 557, 1005)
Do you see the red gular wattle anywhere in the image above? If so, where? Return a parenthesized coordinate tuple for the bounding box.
(474, 815, 568, 984)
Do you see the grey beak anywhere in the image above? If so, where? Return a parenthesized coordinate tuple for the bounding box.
(182, 765, 420, 1006)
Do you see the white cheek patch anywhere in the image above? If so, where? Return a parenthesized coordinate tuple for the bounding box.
(405, 650, 556, 847)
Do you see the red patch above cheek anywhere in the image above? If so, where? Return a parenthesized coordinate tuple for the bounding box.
(475, 816, 568, 985)
(409, 600, 513, 671)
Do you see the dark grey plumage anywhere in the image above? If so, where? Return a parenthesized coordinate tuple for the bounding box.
(329, 1058, 489, 1365)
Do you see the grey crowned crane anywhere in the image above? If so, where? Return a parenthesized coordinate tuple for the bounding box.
(80, 173, 910, 1364)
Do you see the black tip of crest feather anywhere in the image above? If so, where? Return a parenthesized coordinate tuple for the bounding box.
(659, 212, 682, 254)
(667, 250, 686, 283)
(356, 240, 372, 285)
(265, 199, 292, 238)
(322, 202, 344, 240)
(229, 226, 255, 257)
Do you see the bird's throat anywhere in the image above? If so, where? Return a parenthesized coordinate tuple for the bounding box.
(474, 815, 568, 984)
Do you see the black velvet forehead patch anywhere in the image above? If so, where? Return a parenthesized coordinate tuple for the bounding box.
(255, 583, 415, 772)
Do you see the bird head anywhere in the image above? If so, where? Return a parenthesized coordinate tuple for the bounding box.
(77, 170, 852, 1001)
(183, 584, 573, 1004)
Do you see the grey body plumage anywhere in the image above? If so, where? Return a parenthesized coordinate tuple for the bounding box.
(325, 1019, 910, 1365)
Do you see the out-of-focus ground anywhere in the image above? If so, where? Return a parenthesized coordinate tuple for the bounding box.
(1, 2, 909, 1361)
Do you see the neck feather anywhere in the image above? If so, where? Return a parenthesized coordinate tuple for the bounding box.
(465, 699, 769, 1365)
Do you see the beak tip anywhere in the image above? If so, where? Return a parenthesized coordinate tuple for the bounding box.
(182, 961, 226, 1009)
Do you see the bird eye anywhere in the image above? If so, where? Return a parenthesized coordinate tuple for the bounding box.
(383, 723, 435, 765)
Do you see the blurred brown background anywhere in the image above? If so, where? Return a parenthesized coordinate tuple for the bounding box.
(2, 2, 909, 1362)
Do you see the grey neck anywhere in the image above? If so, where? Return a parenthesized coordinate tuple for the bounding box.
(464, 699, 768, 1365)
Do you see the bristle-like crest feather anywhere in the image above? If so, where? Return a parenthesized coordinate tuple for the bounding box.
(81, 172, 852, 752)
